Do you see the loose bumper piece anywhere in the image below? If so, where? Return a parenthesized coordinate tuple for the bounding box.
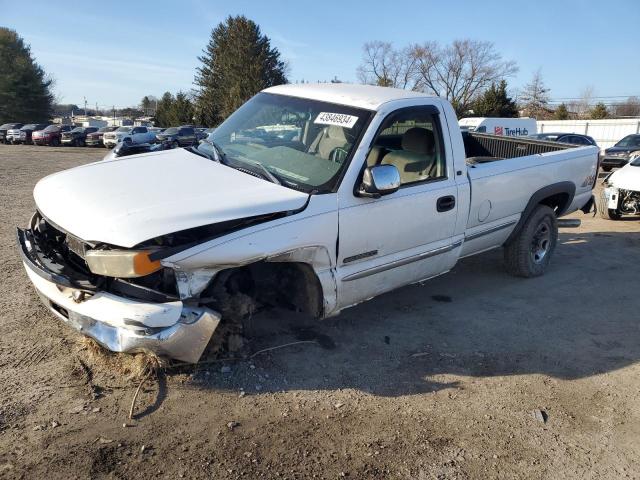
(17, 227, 219, 363)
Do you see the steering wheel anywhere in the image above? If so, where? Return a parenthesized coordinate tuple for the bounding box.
(329, 147, 349, 163)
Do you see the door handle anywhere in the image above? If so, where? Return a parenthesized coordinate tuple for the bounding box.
(436, 195, 456, 212)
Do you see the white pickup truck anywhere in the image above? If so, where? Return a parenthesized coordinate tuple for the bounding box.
(102, 125, 156, 148)
(17, 84, 598, 363)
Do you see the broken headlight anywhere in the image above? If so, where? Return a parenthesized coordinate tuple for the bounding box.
(85, 250, 162, 278)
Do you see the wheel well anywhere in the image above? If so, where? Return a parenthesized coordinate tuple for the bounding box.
(205, 261, 324, 319)
(504, 182, 575, 246)
(538, 192, 571, 215)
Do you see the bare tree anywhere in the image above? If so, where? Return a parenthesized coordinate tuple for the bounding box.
(411, 39, 518, 115)
(356, 41, 420, 90)
(569, 86, 595, 119)
(614, 96, 640, 117)
(519, 69, 550, 119)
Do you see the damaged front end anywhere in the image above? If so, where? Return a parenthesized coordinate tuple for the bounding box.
(17, 212, 220, 363)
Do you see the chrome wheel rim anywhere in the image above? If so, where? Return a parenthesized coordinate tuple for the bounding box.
(531, 221, 551, 264)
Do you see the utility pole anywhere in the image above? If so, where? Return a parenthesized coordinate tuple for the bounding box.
(113, 105, 116, 125)
(84, 97, 87, 118)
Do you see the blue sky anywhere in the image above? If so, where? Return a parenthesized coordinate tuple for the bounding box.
(1, 0, 639, 109)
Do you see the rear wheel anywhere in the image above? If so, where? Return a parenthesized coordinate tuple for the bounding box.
(504, 205, 558, 278)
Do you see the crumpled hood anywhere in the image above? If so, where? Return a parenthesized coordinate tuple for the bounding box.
(34, 148, 309, 247)
(609, 162, 640, 191)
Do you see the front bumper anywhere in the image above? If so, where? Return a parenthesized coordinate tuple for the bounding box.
(600, 156, 629, 168)
(103, 138, 119, 147)
(17, 227, 219, 363)
(85, 137, 103, 146)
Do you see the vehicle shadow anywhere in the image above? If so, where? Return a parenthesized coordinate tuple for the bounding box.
(184, 229, 640, 397)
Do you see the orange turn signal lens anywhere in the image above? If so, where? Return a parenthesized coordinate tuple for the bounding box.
(132, 251, 162, 276)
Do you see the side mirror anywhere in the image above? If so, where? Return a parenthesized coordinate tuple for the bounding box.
(358, 164, 401, 198)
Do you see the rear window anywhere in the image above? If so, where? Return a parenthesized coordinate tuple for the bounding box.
(163, 127, 179, 135)
(116, 127, 132, 132)
(44, 125, 58, 132)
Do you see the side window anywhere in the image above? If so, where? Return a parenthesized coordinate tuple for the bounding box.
(476, 126, 487, 133)
(367, 107, 446, 186)
(182, 127, 194, 136)
(138, 127, 147, 134)
(132, 127, 141, 134)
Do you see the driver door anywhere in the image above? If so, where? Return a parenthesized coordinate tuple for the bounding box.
(336, 105, 460, 310)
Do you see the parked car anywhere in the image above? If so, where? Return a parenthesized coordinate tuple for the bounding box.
(155, 126, 198, 147)
(103, 126, 156, 148)
(7, 123, 48, 144)
(60, 126, 99, 147)
(529, 132, 597, 146)
(17, 84, 598, 363)
(0, 123, 23, 143)
(599, 134, 640, 171)
(599, 152, 640, 219)
(459, 117, 537, 136)
(32, 125, 73, 146)
(85, 126, 118, 147)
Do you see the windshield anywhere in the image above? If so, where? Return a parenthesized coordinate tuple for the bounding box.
(116, 126, 132, 133)
(197, 93, 371, 192)
(21, 124, 36, 130)
(71, 127, 83, 133)
(44, 125, 58, 132)
(615, 135, 640, 148)
(163, 127, 179, 135)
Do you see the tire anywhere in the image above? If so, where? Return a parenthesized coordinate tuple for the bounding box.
(504, 204, 558, 278)
(51, 137, 60, 147)
(172, 140, 179, 149)
(598, 190, 621, 220)
(602, 166, 612, 172)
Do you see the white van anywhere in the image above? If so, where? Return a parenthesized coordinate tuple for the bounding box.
(459, 117, 537, 137)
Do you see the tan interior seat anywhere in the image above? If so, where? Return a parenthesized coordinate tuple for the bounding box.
(365, 146, 386, 167)
(309, 125, 349, 160)
(381, 127, 436, 184)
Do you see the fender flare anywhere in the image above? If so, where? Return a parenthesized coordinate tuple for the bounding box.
(504, 181, 575, 245)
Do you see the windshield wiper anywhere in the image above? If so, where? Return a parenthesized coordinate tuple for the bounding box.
(246, 161, 282, 185)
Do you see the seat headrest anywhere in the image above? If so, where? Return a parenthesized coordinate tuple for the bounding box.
(401, 127, 434, 155)
(325, 125, 347, 141)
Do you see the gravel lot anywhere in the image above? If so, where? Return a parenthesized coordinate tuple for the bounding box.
(0, 144, 639, 479)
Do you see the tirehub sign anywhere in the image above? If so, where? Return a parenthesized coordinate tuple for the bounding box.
(494, 126, 529, 136)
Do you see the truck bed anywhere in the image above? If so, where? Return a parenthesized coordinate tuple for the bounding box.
(462, 132, 576, 164)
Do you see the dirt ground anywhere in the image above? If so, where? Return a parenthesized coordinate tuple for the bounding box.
(0, 144, 639, 480)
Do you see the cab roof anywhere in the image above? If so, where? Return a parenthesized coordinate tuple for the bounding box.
(264, 83, 435, 111)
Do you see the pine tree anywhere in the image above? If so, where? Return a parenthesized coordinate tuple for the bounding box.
(170, 91, 194, 125)
(553, 103, 569, 120)
(194, 15, 287, 126)
(0, 28, 54, 123)
(471, 80, 518, 117)
(590, 102, 608, 119)
(154, 92, 174, 128)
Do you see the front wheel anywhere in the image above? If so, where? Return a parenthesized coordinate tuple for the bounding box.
(598, 191, 621, 220)
(504, 205, 558, 278)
